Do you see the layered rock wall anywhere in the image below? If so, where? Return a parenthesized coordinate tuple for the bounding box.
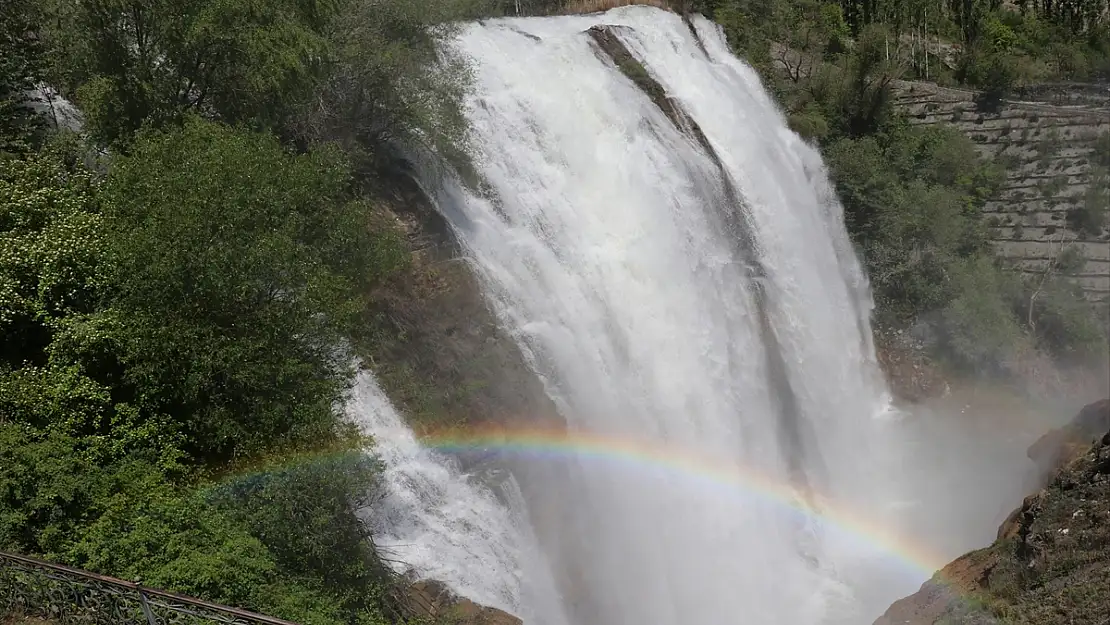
(892, 81, 1110, 308)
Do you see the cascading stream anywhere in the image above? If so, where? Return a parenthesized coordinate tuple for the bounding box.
(417, 6, 928, 624)
(348, 371, 569, 624)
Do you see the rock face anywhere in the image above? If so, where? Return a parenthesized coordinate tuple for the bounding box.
(874, 328, 949, 402)
(891, 81, 1110, 311)
(874, 398, 1110, 625)
(1027, 398, 1110, 480)
(401, 580, 522, 625)
(360, 172, 561, 436)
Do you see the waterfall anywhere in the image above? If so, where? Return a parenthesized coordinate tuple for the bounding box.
(348, 371, 569, 623)
(414, 6, 920, 624)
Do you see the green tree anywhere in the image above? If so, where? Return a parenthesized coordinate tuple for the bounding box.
(207, 452, 397, 622)
(939, 255, 1025, 372)
(0, 0, 48, 154)
(296, 0, 480, 169)
(43, 0, 337, 146)
(100, 118, 406, 460)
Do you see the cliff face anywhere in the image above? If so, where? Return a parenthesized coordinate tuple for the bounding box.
(1028, 398, 1110, 482)
(359, 172, 560, 436)
(891, 82, 1110, 313)
(874, 399, 1110, 625)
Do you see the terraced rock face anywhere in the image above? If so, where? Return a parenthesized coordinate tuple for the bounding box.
(892, 81, 1110, 310)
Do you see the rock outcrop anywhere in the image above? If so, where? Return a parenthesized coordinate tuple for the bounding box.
(401, 580, 522, 625)
(874, 398, 1110, 625)
(891, 81, 1110, 310)
(360, 172, 561, 436)
(874, 328, 950, 402)
(1027, 398, 1110, 480)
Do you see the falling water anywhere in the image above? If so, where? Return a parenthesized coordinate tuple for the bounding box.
(423, 6, 917, 624)
(348, 371, 569, 623)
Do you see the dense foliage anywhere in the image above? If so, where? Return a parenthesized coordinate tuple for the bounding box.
(0, 125, 408, 623)
(2, 0, 1107, 622)
(0, 0, 47, 154)
(0, 0, 465, 623)
(699, 0, 1110, 94)
(41, 0, 334, 147)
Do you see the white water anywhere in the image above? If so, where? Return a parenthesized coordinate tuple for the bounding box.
(419, 6, 928, 624)
(348, 371, 568, 622)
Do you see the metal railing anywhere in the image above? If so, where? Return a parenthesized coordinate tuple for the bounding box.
(0, 551, 299, 625)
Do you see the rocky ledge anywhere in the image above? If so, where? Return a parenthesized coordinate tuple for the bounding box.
(875, 398, 1110, 625)
(1027, 398, 1110, 482)
(401, 580, 522, 625)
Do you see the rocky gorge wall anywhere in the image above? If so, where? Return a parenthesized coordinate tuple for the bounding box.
(358, 171, 561, 437)
(874, 399, 1110, 625)
(891, 81, 1110, 310)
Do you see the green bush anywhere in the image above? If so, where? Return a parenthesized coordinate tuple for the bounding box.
(1094, 131, 1110, 169)
(1068, 173, 1109, 237)
(44, 0, 336, 146)
(101, 118, 406, 460)
(0, 152, 103, 366)
(70, 489, 277, 608)
(939, 256, 1026, 373)
(957, 46, 1019, 104)
(1023, 276, 1108, 361)
(1056, 245, 1088, 276)
(207, 453, 395, 622)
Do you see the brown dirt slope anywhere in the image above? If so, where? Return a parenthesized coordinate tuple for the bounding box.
(875, 398, 1110, 625)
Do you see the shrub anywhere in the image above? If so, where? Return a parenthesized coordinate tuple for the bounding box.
(101, 118, 407, 460)
(206, 452, 395, 622)
(1094, 131, 1110, 168)
(1023, 276, 1107, 361)
(1068, 174, 1109, 237)
(958, 47, 1018, 106)
(1056, 245, 1088, 276)
(939, 257, 1026, 373)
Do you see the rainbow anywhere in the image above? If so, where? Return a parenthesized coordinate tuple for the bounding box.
(408, 424, 954, 580)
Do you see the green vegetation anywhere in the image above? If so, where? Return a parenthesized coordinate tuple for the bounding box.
(1, 0, 477, 623)
(1071, 172, 1110, 236)
(0, 0, 47, 155)
(698, 0, 1108, 371)
(41, 0, 332, 148)
(2, 0, 1108, 621)
(0, 122, 407, 623)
